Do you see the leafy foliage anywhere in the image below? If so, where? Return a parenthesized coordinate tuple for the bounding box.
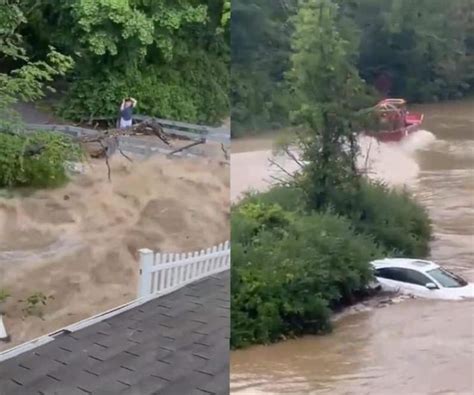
(58, 51, 229, 124)
(232, 0, 474, 135)
(21, 292, 54, 318)
(0, 1, 73, 126)
(242, 181, 432, 257)
(288, 0, 372, 210)
(0, 1, 79, 190)
(350, 0, 474, 101)
(0, 132, 83, 188)
(19, 0, 230, 124)
(338, 180, 432, 257)
(231, 181, 432, 348)
(231, 0, 435, 350)
(231, 199, 382, 348)
(231, 0, 297, 135)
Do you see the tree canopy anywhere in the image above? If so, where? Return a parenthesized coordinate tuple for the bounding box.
(0, 0, 229, 189)
(232, 0, 474, 135)
(287, 0, 371, 209)
(0, 1, 73, 128)
(3, 0, 230, 125)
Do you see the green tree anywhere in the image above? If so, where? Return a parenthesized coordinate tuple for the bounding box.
(231, 0, 297, 135)
(231, 0, 474, 137)
(1, 1, 79, 189)
(287, 0, 371, 209)
(231, 199, 382, 348)
(345, 0, 474, 101)
(0, 1, 73, 129)
(18, 0, 230, 124)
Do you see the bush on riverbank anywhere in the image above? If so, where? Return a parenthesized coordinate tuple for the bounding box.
(341, 181, 432, 258)
(0, 132, 82, 188)
(231, 200, 383, 348)
(243, 181, 432, 257)
(231, 181, 432, 348)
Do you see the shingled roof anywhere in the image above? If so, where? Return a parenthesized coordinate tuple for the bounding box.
(0, 271, 230, 395)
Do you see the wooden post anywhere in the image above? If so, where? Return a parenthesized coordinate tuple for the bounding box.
(138, 248, 154, 298)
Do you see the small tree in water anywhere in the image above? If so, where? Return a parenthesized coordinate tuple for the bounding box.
(287, 0, 372, 210)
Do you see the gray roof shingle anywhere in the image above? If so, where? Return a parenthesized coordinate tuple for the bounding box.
(0, 271, 229, 395)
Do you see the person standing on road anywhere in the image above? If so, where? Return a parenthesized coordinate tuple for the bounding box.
(119, 97, 137, 129)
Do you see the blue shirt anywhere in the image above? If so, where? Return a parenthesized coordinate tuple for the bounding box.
(121, 106, 133, 121)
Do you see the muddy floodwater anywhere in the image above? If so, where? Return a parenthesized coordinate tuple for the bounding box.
(231, 100, 474, 395)
(0, 155, 229, 351)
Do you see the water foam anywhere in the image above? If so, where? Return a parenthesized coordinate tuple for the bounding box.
(231, 130, 437, 201)
(358, 130, 436, 186)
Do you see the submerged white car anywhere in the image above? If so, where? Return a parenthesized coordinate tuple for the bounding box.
(370, 258, 474, 300)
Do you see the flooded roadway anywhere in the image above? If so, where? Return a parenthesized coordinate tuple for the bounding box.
(230, 100, 474, 395)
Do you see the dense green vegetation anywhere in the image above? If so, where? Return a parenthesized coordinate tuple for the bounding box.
(3, 0, 230, 125)
(231, 199, 382, 348)
(1, 1, 229, 188)
(1, 1, 82, 188)
(231, 182, 431, 348)
(232, 0, 474, 135)
(0, 132, 82, 188)
(0, 2, 73, 126)
(231, 0, 433, 348)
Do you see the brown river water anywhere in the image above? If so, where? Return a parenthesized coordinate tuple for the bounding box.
(0, 154, 229, 351)
(230, 100, 474, 395)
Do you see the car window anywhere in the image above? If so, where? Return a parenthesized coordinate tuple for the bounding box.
(401, 268, 432, 286)
(375, 268, 405, 282)
(427, 268, 467, 288)
(375, 267, 433, 287)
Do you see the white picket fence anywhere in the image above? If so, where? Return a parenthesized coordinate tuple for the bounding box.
(137, 241, 230, 298)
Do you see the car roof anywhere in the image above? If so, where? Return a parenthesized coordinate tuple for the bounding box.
(370, 258, 439, 273)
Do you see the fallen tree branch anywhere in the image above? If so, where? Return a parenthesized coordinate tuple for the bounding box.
(221, 143, 229, 160)
(3, 119, 206, 181)
(167, 139, 205, 157)
(118, 147, 133, 162)
(98, 139, 111, 181)
(75, 120, 176, 180)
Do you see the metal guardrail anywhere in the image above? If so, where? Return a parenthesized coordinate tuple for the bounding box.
(134, 115, 230, 144)
(21, 123, 96, 138)
(19, 124, 199, 159)
(19, 114, 230, 158)
(76, 114, 230, 144)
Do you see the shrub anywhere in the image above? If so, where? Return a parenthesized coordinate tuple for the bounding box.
(0, 131, 83, 188)
(329, 181, 432, 257)
(21, 292, 54, 318)
(58, 52, 229, 125)
(231, 178, 433, 348)
(231, 200, 382, 349)
(238, 185, 306, 213)
(258, 182, 432, 257)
